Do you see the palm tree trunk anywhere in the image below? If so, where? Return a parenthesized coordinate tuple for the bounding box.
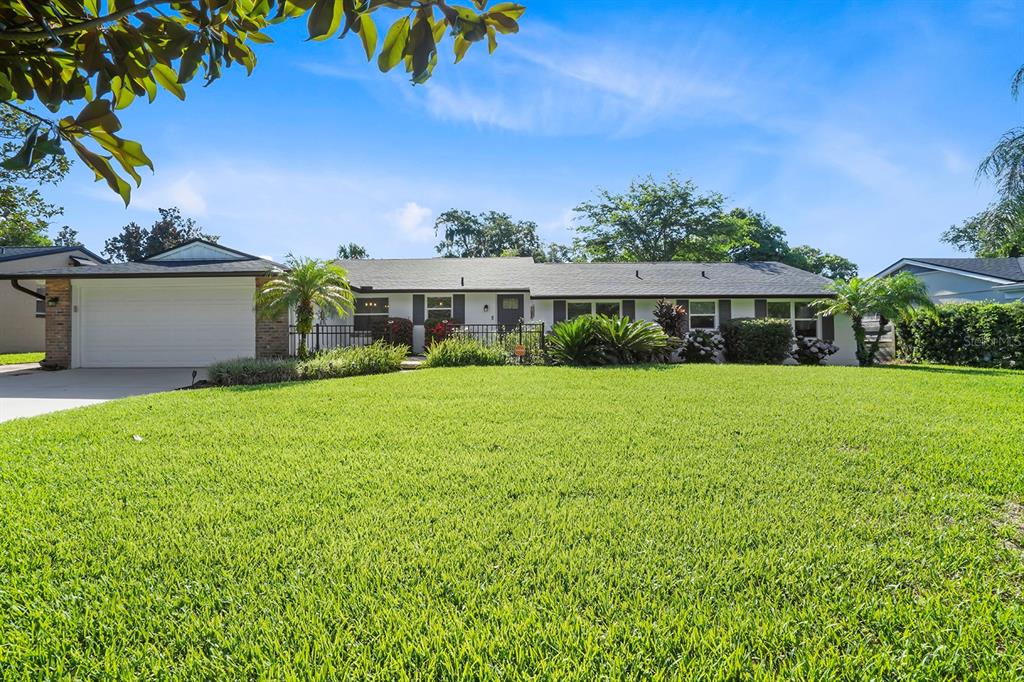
(852, 315, 870, 367)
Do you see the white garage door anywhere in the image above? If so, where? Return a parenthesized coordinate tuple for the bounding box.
(74, 278, 256, 368)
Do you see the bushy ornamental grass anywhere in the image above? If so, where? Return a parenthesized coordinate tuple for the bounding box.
(720, 317, 794, 364)
(896, 301, 1024, 369)
(2, 365, 1023, 677)
(297, 341, 407, 379)
(0, 352, 44, 366)
(422, 335, 507, 368)
(207, 356, 299, 386)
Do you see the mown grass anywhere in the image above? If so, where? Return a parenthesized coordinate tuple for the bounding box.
(1, 365, 1023, 678)
(0, 351, 43, 365)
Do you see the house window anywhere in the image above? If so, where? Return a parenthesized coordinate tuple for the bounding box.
(793, 301, 818, 338)
(766, 301, 791, 319)
(353, 297, 389, 331)
(565, 301, 622, 320)
(35, 288, 45, 318)
(426, 295, 452, 320)
(689, 300, 717, 329)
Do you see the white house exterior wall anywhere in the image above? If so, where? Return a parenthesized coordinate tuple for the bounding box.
(914, 270, 1012, 303)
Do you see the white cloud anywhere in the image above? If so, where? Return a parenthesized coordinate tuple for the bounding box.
(391, 201, 434, 243)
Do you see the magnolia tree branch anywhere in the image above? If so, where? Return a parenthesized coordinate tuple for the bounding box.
(0, 0, 168, 42)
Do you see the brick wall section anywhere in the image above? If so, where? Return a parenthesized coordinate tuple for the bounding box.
(255, 276, 289, 358)
(43, 278, 71, 369)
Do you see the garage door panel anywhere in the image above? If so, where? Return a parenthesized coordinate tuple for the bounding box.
(76, 279, 256, 367)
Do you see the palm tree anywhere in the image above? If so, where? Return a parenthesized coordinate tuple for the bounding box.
(255, 256, 354, 358)
(812, 272, 933, 367)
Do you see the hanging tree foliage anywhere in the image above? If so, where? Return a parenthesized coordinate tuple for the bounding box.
(0, 0, 525, 204)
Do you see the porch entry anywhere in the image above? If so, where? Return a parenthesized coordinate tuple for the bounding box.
(497, 294, 524, 329)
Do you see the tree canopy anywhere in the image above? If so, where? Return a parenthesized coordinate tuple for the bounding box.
(0, 106, 69, 246)
(434, 209, 544, 259)
(103, 206, 215, 261)
(942, 196, 1024, 258)
(336, 242, 369, 260)
(0, 0, 525, 204)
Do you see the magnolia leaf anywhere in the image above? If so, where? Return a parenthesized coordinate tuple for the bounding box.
(111, 76, 136, 109)
(431, 15, 446, 44)
(453, 34, 471, 63)
(74, 99, 121, 133)
(248, 30, 274, 43)
(69, 138, 132, 206)
(1, 123, 39, 171)
(377, 16, 409, 72)
(488, 2, 526, 20)
(152, 63, 186, 99)
(354, 13, 377, 60)
(487, 24, 497, 53)
(488, 13, 518, 34)
(307, 0, 342, 40)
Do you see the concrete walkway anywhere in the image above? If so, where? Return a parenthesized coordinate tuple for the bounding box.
(0, 368, 206, 423)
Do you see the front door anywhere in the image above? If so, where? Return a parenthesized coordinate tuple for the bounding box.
(496, 294, 524, 329)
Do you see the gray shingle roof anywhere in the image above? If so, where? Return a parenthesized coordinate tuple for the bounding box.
(338, 257, 834, 298)
(338, 257, 536, 291)
(528, 261, 835, 298)
(0, 245, 106, 264)
(908, 257, 1024, 282)
(0, 257, 282, 279)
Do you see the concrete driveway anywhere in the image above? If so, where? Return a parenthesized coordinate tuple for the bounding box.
(0, 366, 207, 423)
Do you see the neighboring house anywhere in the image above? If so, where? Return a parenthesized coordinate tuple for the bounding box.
(876, 257, 1024, 303)
(0, 245, 105, 353)
(331, 257, 858, 364)
(0, 239, 285, 368)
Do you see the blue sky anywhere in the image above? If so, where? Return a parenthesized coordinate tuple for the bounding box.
(54, 0, 1024, 274)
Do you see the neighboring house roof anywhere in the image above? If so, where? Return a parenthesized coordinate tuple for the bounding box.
(144, 238, 262, 262)
(338, 257, 835, 298)
(0, 245, 107, 264)
(875, 257, 1024, 283)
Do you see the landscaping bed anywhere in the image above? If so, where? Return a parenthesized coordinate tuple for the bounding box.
(1, 365, 1023, 677)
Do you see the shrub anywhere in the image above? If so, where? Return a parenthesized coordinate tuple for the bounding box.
(591, 315, 671, 364)
(297, 341, 408, 380)
(791, 337, 839, 365)
(370, 317, 413, 348)
(422, 336, 507, 368)
(653, 298, 686, 337)
(720, 318, 794, 364)
(547, 316, 607, 366)
(425, 317, 456, 347)
(681, 329, 724, 363)
(895, 301, 1024, 369)
(208, 357, 299, 386)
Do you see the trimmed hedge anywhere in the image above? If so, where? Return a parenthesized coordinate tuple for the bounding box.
(719, 318, 794, 364)
(895, 301, 1024, 369)
(207, 357, 299, 386)
(209, 341, 408, 386)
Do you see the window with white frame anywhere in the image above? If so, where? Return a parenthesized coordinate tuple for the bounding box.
(765, 301, 819, 338)
(793, 301, 818, 338)
(566, 300, 621, 320)
(353, 297, 389, 331)
(426, 295, 453, 320)
(689, 300, 717, 329)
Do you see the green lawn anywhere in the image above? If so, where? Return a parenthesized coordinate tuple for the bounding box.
(0, 351, 43, 365)
(2, 365, 1023, 678)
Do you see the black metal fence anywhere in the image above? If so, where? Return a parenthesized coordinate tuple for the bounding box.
(290, 322, 546, 361)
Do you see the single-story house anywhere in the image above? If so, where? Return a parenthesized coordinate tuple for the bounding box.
(875, 257, 1024, 304)
(0, 245, 106, 353)
(0, 239, 287, 368)
(1, 240, 857, 368)
(331, 257, 858, 364)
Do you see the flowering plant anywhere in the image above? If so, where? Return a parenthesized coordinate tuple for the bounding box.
(791, 337, 839, 365)
(426, 318, 457, 347)
(680, 329, 724, 363)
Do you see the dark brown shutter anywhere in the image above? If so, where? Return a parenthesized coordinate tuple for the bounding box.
(621, 299, 635, 320)
(718, 299, 731, 325)
(553, 300, 566, 323)
(821, 314, 835, 341)
(452, 294, 465, 323)
(676, 299, 689, 333)
(754, 299, 767, 318)
(413, 294, 425, 324)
